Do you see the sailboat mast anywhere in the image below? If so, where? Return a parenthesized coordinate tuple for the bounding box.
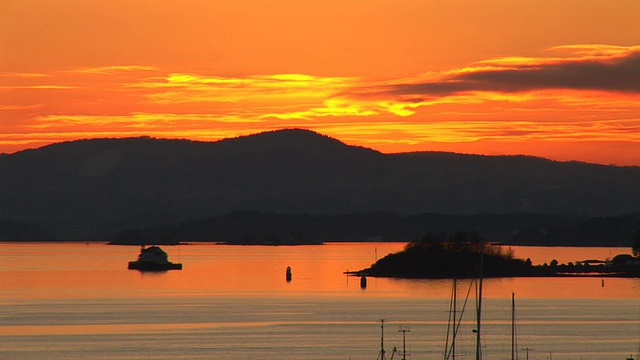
(512, 292, 516, 360)
(380, 319, 386, 360)
(444, 278, 457, 360)
(476, 244, 484, 360)
(453, 278, 456, 360)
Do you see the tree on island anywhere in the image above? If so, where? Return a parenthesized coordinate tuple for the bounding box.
(357, 231, 531, 278)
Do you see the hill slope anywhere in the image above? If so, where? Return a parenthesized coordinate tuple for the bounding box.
(1, 129, 639, 239)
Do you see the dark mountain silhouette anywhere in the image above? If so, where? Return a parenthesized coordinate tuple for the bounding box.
(0, 220, 52, 241)
(1, 128, 640, 240)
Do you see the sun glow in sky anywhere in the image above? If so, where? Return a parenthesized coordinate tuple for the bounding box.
(2, 0, 640, 165)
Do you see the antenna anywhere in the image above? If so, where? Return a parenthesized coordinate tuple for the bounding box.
(522, 347, 535, 360)
(398, 326, 411, 360)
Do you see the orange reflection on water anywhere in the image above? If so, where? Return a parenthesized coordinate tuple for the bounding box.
(1, 243, 637, 301)
(484, 276, 639, 299)
(506, 246, 631, 266)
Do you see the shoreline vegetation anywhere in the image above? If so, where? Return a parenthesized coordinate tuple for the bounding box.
(0, 236, 633, 249)
(349, 231, 640, 278)
(2, 210, 640, 247)
(106, 210, 640, 248)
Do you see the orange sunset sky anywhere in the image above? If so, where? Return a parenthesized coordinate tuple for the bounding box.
(2, 0, 640, 165)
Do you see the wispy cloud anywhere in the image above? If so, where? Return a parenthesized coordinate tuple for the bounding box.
(374, 45, 640, 99)
(0, 104, 45, 111)
(0, 72, 48, 78)
(67, 65, 161, 75)
(28, 112, 262, 130)
(0, 85, 81, 90)
(133, 73, 355, 104)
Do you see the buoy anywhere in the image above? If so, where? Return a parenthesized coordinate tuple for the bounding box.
(360, 275, 367, 289)
(286, 266, 292, 282)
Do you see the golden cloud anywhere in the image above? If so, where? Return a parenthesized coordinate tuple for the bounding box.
(67, 65, 161, 75)
(4, 44, 640, 165)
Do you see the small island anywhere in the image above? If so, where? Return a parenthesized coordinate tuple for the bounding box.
(128, 245, 183, 271)
(350, 231, 640, 279)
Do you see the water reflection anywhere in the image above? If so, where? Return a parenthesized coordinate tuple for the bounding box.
(0, 242, 638, 359)
(0, 242, 637, 300)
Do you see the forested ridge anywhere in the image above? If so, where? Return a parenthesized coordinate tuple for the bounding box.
(2, 129, 640, 243)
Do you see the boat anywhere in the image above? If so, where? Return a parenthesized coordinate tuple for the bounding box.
(127, 245, 183, 271)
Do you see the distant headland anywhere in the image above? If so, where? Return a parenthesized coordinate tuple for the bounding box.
(350, 232, 640, 279)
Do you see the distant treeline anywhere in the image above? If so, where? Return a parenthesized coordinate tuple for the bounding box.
(105, 210, 640, 246)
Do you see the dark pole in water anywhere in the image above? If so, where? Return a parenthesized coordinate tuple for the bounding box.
(360, 275, 367, 289)
(286, 266, 292, 282)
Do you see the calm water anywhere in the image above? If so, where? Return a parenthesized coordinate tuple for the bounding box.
(0, 242, 638, 360)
